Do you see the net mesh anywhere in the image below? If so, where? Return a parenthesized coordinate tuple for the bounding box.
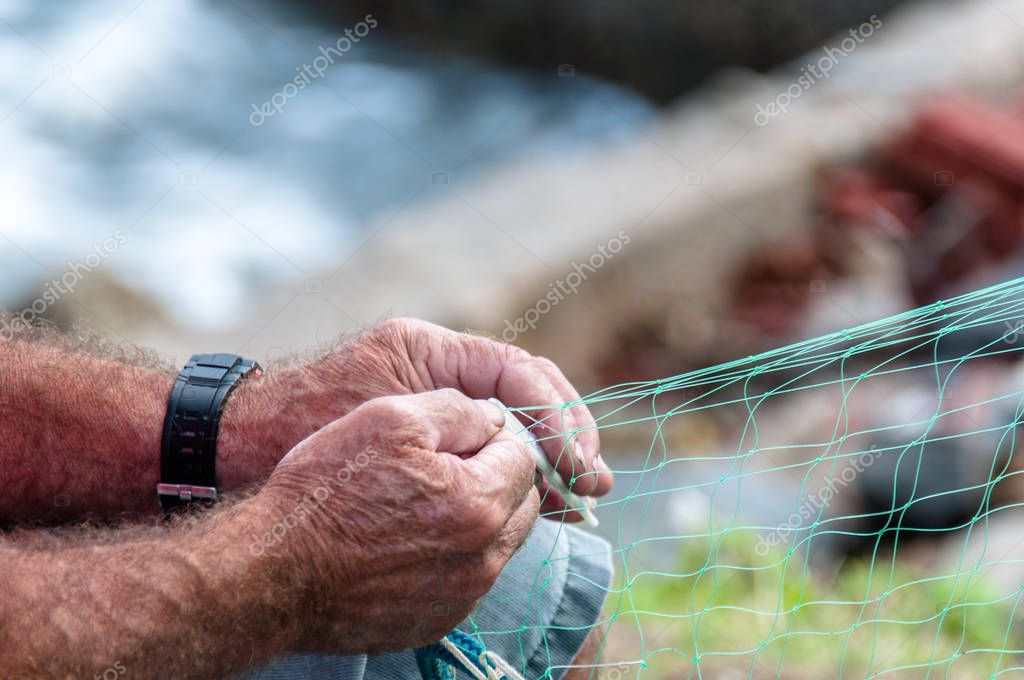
(477, 276, 1024, 679)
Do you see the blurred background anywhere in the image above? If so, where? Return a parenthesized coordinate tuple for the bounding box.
(7, 0, 1024, 676)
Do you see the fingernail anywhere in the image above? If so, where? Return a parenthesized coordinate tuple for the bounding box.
(572, 441, 586, 469)
(594, 455, 611, 474)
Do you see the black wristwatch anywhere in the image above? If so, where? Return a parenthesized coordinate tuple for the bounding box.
(158, 353, 262, 512)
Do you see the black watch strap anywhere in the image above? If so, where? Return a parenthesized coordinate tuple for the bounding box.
(159, 353, 262, 512)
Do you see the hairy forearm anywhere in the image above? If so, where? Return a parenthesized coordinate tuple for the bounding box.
(0, 498, 300, 679)
(0, 341, 172, 522)
(0, 341, 283, 523)
(0, 336, 392, 524)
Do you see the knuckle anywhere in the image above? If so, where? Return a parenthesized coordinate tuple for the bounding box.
(497, 437, 533, 482)
(357, 395, 419, 424)
(351, 396, 387, 420)
(434, 386, 467, 406)
(366, 317, 426, 353)
(378, 317, 414, 334)
(380, 317, 436, 343)
(507, 434, 532, 463)
(349, 396, 430, 452)
(453, 500, 505, 549)
(533, 356, 559, 373)
(502, 343, 531, 363)
(362, 318, 407, 350)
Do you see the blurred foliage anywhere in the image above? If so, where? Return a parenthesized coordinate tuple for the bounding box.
(601, 529, 1023, 678)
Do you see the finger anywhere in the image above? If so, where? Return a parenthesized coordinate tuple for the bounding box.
(484, 349, 608, 496)
(460, 429, 536, 521)
(536, 476, 588, 524)
(525, 412, 612, 499)
(387, 389, 505, 455)
(529, 358, 612, 496)
(491, 485, 541, 561)
(396, 320, 609, 495)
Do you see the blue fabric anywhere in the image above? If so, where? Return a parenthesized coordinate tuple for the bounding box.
(415, 629, 496, 679)
(234, 519, 612, 680)
(414, 645, 456, 680)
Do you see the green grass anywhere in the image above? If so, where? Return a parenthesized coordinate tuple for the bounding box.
(600, 529, 1024, 679)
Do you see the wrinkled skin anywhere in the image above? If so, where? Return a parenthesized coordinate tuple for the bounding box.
(259, 389, 541, 653)
(0, 318, 611, 677)
(241, 318, 613, 522)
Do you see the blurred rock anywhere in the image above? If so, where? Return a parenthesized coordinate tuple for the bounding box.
(12, 269, 179, 350)
(293, 0, 911, 102)
(913, 508, 1024, 597)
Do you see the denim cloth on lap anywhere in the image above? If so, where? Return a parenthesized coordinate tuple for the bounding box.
(234, 519, 612, 680)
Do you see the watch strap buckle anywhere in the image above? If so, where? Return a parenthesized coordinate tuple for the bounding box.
(156, 483, 218, 502)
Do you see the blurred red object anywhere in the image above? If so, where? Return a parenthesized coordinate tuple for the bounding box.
(734, 94, 1024, 336)
(829, 95, 1024, 302)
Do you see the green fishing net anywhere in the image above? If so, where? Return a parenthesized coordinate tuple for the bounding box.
(490, 276, 1024, 679)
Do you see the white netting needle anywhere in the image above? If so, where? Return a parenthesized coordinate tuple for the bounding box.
(489, 398, 599, 528)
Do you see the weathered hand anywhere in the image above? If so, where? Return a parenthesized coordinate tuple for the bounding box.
(254, 389, 539, 653)
(234, 318, 612, 522)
